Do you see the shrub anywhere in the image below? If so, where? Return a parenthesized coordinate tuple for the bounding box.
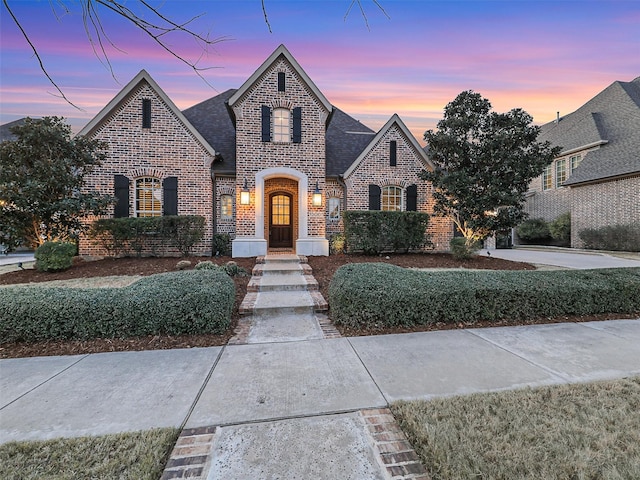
(223, 260, 247, 277)
(328, 263, 640, 329)
(579, 223, 640, 252)
(343, 211, 432, 254)
(449, 237, 481, 260)
(89, 216, 205, 257)
(34, 241, 76, 272)
(212, 233, 232, 256)
(0, 269, 235, 343)
(549, 212, 571, 246)
(329, 233, 345, 255)
(516, 218, 550, 242)
(195, 260, 221, 270)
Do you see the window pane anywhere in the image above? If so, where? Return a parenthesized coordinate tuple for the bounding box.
(542, 164, 553, 190)
(135, 177, 162, 217)
(381, 186, 403, 211)
(328, 197, 340, 221)
(272, 195, 290, 225)
(273, 108, 291, 143)
(221, 195, 233, 219)
(556, 159, 567, 187)
(570, 154, 582, 172)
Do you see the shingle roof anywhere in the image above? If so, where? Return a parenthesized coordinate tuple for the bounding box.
(182, 89, 238, 174)
(0, 118, 28, 142)
(182, 93, 376, 177)
(540, 77, 640, 186)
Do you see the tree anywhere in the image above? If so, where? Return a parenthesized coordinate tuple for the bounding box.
(0, 117, 114, 248)
(421, 90, 561, 250)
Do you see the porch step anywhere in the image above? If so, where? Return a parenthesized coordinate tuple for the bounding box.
(253, 291, 316, 316)
(252, 262, 312, 276)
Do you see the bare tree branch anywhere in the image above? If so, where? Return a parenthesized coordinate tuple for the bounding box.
(344, 0, 389, 31)
(262, 0, 272, 33)
(4, 0, 83, 109)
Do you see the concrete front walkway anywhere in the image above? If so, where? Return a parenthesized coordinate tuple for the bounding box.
(2, 253, 640, 479)
(2, 320, 640, 477)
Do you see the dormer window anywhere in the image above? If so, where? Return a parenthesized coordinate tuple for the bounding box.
(142, 99, 151, 128)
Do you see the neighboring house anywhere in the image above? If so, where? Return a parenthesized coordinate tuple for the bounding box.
(0, 118, 28, 142)
(523, 76, 640, 247)
(78, 44, 452, 257)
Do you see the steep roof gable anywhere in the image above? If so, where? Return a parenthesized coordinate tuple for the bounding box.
(343, 114, 433, 178)
(78, 70, 216, 158)
(227, 44, 332, 114)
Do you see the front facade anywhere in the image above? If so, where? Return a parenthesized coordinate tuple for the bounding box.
(79, 45, 452, 257)
(523, 76, 640, 247)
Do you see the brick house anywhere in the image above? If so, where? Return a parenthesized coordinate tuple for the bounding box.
(523, 76, 640, 247)
(79, 44, 452, 257)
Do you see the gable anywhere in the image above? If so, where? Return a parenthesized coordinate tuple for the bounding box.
(227, 45, 332, 117)
(79, 70, 216, 161)
(343, 114, 432, 179)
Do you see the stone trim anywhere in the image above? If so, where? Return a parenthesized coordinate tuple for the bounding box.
(161, 426, 217, 480)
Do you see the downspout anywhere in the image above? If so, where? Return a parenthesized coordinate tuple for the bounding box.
(337, 175, 347, 212)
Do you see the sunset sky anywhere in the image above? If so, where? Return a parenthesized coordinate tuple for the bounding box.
(1, 0, 639, 143)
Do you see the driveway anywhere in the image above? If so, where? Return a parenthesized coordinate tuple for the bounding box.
(482, 247, 640, 269)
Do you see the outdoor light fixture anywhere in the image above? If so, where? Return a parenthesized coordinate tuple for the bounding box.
(312, 181, 322, 207)
(240, 178, 250, 205)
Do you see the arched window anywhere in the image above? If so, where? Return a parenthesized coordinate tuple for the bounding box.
(272, 108, 291, 143)
(220, 194, 233, 220)
(135, 177, 162, 217)
(381, 186, 403, 211)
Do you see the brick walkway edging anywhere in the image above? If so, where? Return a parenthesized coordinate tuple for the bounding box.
(161, 409, 430, 479)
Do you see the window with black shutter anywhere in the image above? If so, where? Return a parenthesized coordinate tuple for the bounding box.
(142, 99, 151, 128)
(261, 105, 271, 142)
(406, 184, 418, 211)
(390, 140, 397, 166)
(368, 184, 381, 211)
(163, 177, 178, 216)
(114, 175, 130, 218)
(293, 107, 302, 143)
(278, 72, 285, 92)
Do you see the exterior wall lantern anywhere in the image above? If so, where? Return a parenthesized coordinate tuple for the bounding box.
(240, 178, 250, 205)
(312, 181, 323, 207)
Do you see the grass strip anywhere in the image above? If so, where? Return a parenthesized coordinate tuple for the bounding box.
(0, 427, 179, 480)
(391, 377, 640, 480)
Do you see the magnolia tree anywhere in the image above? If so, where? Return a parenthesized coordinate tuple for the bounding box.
(0, 117, 113, 248)
(421, 90, 561, 250)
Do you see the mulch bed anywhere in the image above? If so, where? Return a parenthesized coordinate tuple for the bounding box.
(1, 253, 636, 358)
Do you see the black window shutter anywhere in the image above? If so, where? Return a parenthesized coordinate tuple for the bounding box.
(114, 175, 130, 218)
(163, 177, 178, 216)
(390, 140, 397, 166)
(261, 105, 271, 142)
(406, 184, 418, 211)
(293, 107, 302, 143)
(368, 184, 381, 211)
(277, 72, 285, 92)
(142, 99, 151, 128)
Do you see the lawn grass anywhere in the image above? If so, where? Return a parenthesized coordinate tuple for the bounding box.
(391, 377, 640, 480)
(0, 427, 179, 480)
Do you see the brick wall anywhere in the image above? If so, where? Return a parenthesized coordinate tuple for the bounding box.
(344, 123, 452, 251)
(570, 175, 640, 247)
(79, 81, 214, 256)
(231, 57, 328, 240)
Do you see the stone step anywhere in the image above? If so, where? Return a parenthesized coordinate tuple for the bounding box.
(252, 291, 316, 316)
(247, 274, 318, 292)
(252, 262, 312, 276)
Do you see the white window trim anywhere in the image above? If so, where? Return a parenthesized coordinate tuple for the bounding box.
(135, 177, 162, 217)
(220, 194, 233, 220)
(272, 107, 291, 143)
(381, 185, 404, 212)
(328, 196, 341, 221)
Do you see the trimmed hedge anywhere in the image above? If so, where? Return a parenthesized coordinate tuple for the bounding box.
(328, 263, 640, 328)
(0, 269, 234, 343)
(579, 223, 640, 252)
(34, 241, 76, 272)
(89, 215, 205, 257)
(344, 211, 432, 254)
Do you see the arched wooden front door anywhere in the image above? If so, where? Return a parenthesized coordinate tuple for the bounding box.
(269, 192, 293, 248)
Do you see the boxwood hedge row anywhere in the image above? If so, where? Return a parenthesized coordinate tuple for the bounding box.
(328, 264, 640, 328)
(0, 269, 235, 343)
